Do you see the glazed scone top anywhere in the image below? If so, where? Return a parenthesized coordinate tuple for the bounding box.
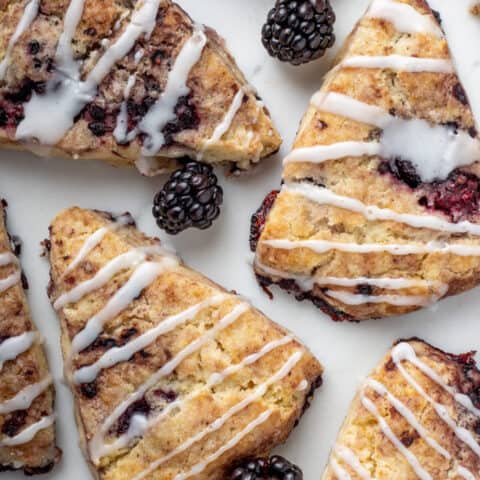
(321, 339, 480, 480)
(48, 207, 322, 480)
(0, 201, 60, 474)
(254, 0, 480, 321)
(0, 0, 281, 173)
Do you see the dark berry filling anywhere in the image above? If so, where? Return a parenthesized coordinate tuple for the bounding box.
(2, 411, 27, 437)
(113, 398, 151, 436)
(161, 95, 199, 147)
(250, 190, 279, 252)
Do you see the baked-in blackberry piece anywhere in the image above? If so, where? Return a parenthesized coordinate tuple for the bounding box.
(321, 339, 480, 479)
(0, 0, 281, 175)
(47, 207, 323, 480)
(253, 0, 480, 321)
(0, 201, 60, 474)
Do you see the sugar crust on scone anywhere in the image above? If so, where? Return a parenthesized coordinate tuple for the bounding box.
(47, 207, 323, 480)
(254, 0, 480, 321)
(0, 0, 281, 174)
(321, 338, 480, 480)
(0, 200, 60, 475)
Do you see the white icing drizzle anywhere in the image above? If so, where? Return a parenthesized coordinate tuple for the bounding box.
(198, 87, 245, 160)
(0, 0, 40, 80)
(0, 252, 17, 267)
(0, 271, 21, 294)
(140, 27, 207, 155)
(365, 379, 451, 459)
(90, 333, 294, 462)
(361, 396, 432, 480)
(132, 351, 302, 480)
(341, 55, 453, 73)
(70, 258, 177, 356)
(16, 0, 168, 145)
(262, 238, 480, 257)
(0, 376, 52, 415)
(330, 458, 352, 480)
(73, 294, 226, 384)
(334, 446, 372, 480)
(325, 289, 444, 307)
(0, 415, 55, 447)
(62, 213, 133, 276)
(284, 182, 480, 237)
(255, 259, 445, 295)
(0, 332, 38, 371)
(455, 466, 477, 480)
(296, 379, 308, 392)
(55, 246, 166, 310)
(284, 142, 381, 165)
(89, 302, 251, 461)
(310, 92, 480, 182)
(392, 343, 480, 456)
(366, 0, 443, 38)
(173, 410, 273, 480)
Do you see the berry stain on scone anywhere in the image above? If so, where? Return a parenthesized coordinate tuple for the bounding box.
(47, 207, 323, 479)
(253, 0, 480, 321)
(321, 339, 480, 479)
(0, 0, 281, 174)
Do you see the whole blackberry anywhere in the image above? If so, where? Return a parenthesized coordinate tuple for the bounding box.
(262, 0, 336, 65)
(230, 455, 303, 480)
(152, 161, 223, 235)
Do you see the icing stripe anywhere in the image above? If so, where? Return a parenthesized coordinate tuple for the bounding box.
(140, 28, 207, 155)
(90, 334, 295, 462)
(132, 351, 302, 480)
(0, 415, 55, 447)
(262, 238, 480, 257)
(361, 396, 432, 480)
(283, 182, 480, 237)
(0, 271, 21, 294)
(90, 302, 251, 461)
(70, 258, 177, 356)
(0, 252, 17, 267)
(199, 87, 245, 159)
(0, 376, 52, 415)
(341, 55, 453, 73)
(283, 142, 381, 165)
(334, 446, 372, 480)
(330, 458, 352, 480)
(325, 289, 443, 307)
(0, 332, 38, 371)
(73, 294, 227, 384)
(366, 0, 443, 38)
(174, 410, 273, 480)
(0, 0, 40, 80)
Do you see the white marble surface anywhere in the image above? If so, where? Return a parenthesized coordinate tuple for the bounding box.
(1, 0, 480, 478)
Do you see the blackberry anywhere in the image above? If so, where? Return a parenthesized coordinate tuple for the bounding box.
(230, 455, 303, 480)
(152, 161, 223, 235)
(261, 0, 336, 65)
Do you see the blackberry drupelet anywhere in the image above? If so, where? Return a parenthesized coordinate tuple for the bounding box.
(230, 455, 303, 480)
(262, 0, 336, 65)
(152, 161, 223, 235)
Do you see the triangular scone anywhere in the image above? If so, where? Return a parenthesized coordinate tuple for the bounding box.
(253, 0, 480, 321)
(321, 339, 480, 479)
(0, 201, 60, 474)
(47, 207, 323, 480)
(0, 0, 281, 175)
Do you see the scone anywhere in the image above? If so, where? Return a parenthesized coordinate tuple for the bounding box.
(0, 200, 60, 474)
(0, 0, 281, 175)
(252, 0, 480, 321)
(321, 339, 480, 479)
(47, 207, 323, 480)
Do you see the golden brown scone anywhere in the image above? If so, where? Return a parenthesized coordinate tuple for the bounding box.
(252, 0, 480, 321)
(471, 3, 480, 16)
(0, 0, 281, 174)
(47, 207, 323, 480)
(0, 200, 60, 474)
(321, 339, 480, 480)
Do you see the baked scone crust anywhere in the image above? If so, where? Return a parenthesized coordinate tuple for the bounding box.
(254, 0, 480, 321)
(47, 207, 323, 480)
(321, 339, 480, 479)
(0, 0, 281, 174)
(0, 201, 60, 474)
